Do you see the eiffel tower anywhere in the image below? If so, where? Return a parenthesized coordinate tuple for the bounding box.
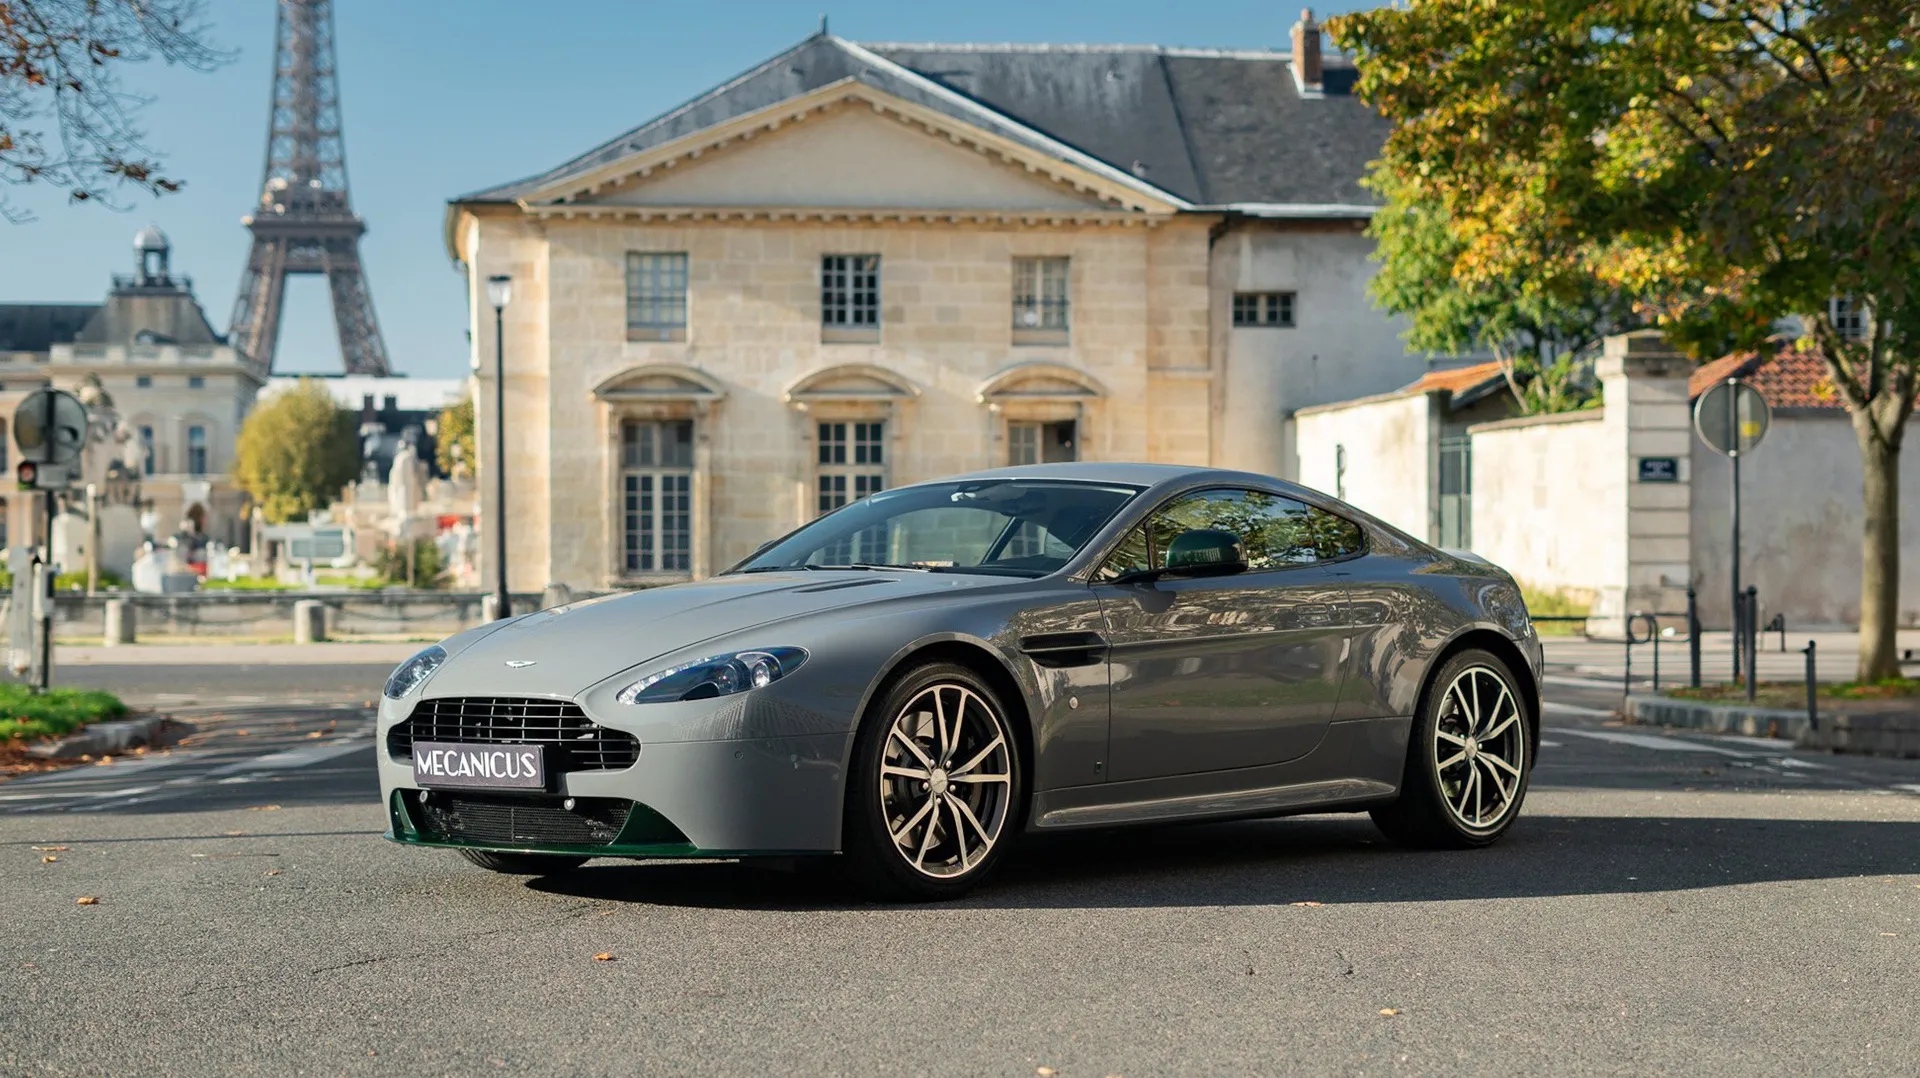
(230, 0, 391, 376)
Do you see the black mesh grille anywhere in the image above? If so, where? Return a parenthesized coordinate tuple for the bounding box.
(414, 793, 631, 847)
(388, 697, 639, 771)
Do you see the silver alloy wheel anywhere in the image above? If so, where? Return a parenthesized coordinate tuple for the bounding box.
(1432, 665, 1527, 832)
(878, 681, 1013, 879)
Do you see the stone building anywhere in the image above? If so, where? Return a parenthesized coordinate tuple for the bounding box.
(447, 21, 1419, 592)
(0, 227, 263, 563)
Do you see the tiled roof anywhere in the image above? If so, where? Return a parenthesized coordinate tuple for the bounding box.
(1689, 344, 1845, 410)
(1403, 360, 1505, 396)
(455, 34, 1387, 210)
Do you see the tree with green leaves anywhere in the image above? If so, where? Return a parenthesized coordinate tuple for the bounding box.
(232, 380, 359, 525)
(1, 0, 228, 219)
(1367, 170, 1638, 414)
(1331, 0, 1920, 679)
(435, 394, 474, 479)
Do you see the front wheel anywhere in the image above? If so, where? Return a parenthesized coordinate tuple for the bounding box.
(1371, 649, 1533, 849)
(842, 662, 1023, 902)
(458, 849, 590, 875)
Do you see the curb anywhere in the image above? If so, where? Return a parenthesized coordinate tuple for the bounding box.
(1625, 694, 1920, 759)
(24, 714, 186, 760)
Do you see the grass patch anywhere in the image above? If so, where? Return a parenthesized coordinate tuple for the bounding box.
(0, 684, 129, 742)
(200, 576, 292, 592)
(1522, 585, 1591, 637)
(1666, 677, 1920, 710)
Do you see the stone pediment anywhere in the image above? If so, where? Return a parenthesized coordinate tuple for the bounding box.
(592, 364, 727, 402)
(976, 362, 1105, 402)
(784, 363, 920, 405)
(540, 82, 1171, 217)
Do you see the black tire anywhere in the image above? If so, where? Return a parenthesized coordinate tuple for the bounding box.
(842, 661, 1024, 902)
(1371, 648, 1533, 849)
(458, 849, 590, 875)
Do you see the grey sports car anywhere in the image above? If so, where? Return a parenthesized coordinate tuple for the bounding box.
(378, 463, 1541, 900)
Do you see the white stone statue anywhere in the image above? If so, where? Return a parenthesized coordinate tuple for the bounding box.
(388, 438, 426, 520)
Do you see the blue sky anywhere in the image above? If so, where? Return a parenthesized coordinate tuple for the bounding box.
(1, 0, 1375, 379)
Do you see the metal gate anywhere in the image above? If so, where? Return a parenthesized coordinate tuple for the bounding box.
(1438, 434, 1471, 549)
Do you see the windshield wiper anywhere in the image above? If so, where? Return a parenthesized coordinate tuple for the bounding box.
(809, 563, 933, 573)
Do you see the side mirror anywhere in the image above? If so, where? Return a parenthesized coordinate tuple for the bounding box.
(1164, 528, 1247, 577)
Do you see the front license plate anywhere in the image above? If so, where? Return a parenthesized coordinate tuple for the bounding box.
(412, 742, 546, 790)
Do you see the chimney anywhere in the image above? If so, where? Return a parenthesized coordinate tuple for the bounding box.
(1291, 8, 1323, 93)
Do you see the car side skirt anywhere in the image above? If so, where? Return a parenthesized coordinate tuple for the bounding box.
(1028, 715, 1410, 831)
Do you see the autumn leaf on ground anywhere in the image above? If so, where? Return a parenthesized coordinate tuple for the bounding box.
(1379, 1008, 1401, 1017)
(305, 730, 324, 739)
(592, 952, 615, 962)
(94, 756, 114, 765)
(41, 855, 57, 863)
(264, 869, 282, 877)
(1037, 1069, 1058, 1077)
(75, 896, 99, 906)
(222, 831, 247, 837)
(31, 845, 69, 852)
(1292, 901, 1323, 907)
(249, 805, 282, 812)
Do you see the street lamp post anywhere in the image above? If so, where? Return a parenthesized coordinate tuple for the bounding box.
(486, 274, 512, 620)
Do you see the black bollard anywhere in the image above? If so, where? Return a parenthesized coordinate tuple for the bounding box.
(1687, 586, 1701, 689)
(1802, 639, 1818, 732)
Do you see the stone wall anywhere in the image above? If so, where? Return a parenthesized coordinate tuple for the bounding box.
(1469, 410, 1614, 607)
(42, 590, 547, 638)
(1293, 390, 1437, 540)
(1690, 412, 1920, 629)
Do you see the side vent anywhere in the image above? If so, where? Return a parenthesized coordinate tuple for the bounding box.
(1018, 631, 1109, 669)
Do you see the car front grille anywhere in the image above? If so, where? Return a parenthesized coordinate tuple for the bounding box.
(387, 696, 640, 771)
(413, 792, 632, 848)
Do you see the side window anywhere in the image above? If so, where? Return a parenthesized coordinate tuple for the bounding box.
(1097, 489, 1365, 580)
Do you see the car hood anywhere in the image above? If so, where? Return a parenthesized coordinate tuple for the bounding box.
(422, 571, 1002, 698)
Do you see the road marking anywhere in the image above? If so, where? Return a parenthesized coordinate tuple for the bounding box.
(1545, 674, 1623, 690)
(1544, 701, 1615, 717)
(1892, 784, 1920, 796)
(1538, 739, 1563, 748)
(1555, 728, 1758, 757)
(205, 737, 370, 777)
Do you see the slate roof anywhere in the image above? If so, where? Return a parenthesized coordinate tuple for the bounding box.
(0, 303, 101, 353)
(1690, 344, 1845, 410)
(455, 34, 1386, 211)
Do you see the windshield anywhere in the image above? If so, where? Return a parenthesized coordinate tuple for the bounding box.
(733, 479, 1140, 578)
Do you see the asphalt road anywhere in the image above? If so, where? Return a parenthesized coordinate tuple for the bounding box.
(4, 666, 1918, 1076)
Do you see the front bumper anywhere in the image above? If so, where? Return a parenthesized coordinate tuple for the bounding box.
(377, 711, 850, 857)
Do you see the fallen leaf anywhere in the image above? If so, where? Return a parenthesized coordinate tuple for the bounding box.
(1037, 1069, 1058, 1077)
(75, 896, 99, 906)
(41, 856, 57, 863)
(222, 831, 247, 837)
(94, 756, 114, 766)
(1379, 1008, 1400, 1017)
(592, 952, 615, 962)
(1881, 932, 1898, 937)
(264, 869, 282, 877)
(1292, 901, 1323, 908)
(235, 729, 250, 736)
(305, 731, 324, 739)
(31, 845, 68, 852)
(249, 805, 282, 812)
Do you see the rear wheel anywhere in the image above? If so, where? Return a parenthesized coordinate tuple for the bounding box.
(458, 849, 590, 875)
(842, 662, 1022, 902)
(1371, 649, 1532, 849)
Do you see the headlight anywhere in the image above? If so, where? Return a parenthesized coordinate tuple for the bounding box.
(616, 647, 808, 704)
(384, 645, 447, 700)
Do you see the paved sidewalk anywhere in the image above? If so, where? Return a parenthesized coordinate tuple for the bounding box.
(1543, 629, 1920, 683)
(51, 641, 423, 666)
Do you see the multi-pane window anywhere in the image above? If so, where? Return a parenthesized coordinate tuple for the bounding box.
(186, 425, 208, 475)
(187, 376, 204, 389)
(816, 421, 887, 563)
(1232, 292, 1296, 327)
(821, 255, 880, 339)
(1829, 296, 1866, 341)
(139, 426, 155, 476)
(1012, 257, 1070, 341)
(621, 419, 694, 574)
(135, 375, 152, 388)
(627, 252, 689, 341)
(1007, 420, 1077, 466)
